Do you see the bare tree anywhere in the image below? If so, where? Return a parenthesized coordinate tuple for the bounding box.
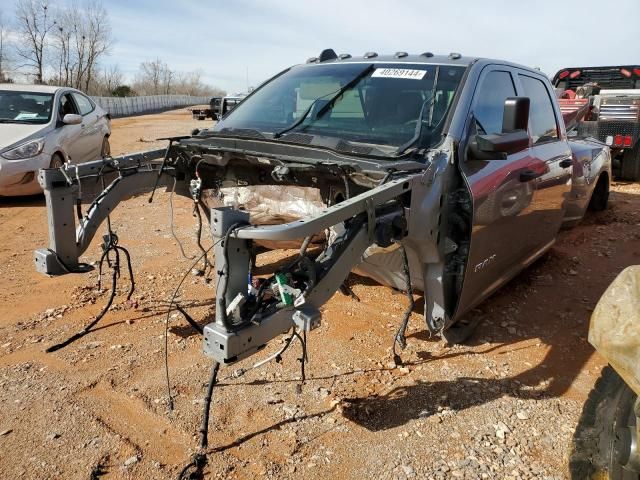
(135, 58, 171, 95)
(14, 0, 55, 83)
(93, 63, 122, 95)
(79, 1, 111, 91)
(174, 70, 224, 96)
(52, 14, 72, 86)
(133, 58, 225, 97)
(0, 11, 11, 82)
(49, 1, 111, 92)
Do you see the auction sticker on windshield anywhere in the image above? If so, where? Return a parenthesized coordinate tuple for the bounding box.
(371, 68, 427, 80)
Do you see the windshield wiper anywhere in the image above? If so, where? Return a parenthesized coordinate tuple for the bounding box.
(394, 95, 436, 156)
(273, 64, 374, 139)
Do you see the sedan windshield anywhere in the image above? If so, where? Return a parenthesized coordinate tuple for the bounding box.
(215, 62, 465, 156)
(0, 90, 54, 124)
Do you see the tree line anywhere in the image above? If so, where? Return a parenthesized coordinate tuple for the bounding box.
(0, 0, 225, 97)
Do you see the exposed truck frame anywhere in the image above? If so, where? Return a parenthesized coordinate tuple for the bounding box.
(34, 145, 431, 364)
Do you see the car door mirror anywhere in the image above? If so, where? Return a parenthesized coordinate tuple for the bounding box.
(470, 130, 530, 159)
(469, 97, 530, 160)
(501, 97, 529, 133)
(62, 113, 82, 125)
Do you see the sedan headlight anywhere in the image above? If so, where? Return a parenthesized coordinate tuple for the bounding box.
(1, 138, 45, 160)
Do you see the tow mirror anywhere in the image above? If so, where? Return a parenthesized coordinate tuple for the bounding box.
(469, 97, 530, 160)
(501, 97, 529, 133)
(62, 113, 82, 125)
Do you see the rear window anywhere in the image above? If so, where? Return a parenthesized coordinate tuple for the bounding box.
(519, 75, 558, 144)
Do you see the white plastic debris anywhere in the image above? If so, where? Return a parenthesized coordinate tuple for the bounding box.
(589, 265, 640, 396)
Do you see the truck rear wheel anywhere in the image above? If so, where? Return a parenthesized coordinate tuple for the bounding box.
(619, 143, 640, 182)
(570, 366, 640, 479)
(588, 174, 609, 212)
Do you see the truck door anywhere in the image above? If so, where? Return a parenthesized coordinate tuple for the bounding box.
(456, 67, 545, 313)
(515, 73, 572, 247)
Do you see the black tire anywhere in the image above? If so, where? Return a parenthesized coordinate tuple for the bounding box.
(619, 143, 640, 182)
(101, 136, 111, 158)
(588, 174, 610, 212)
(570, 366, 639, 479)
(441, 316, 483, 345)
(50, 153, 64, 168)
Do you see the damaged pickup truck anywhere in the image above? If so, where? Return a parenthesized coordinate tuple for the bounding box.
(36, 50, 611, 361)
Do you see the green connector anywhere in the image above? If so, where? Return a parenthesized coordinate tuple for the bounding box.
(275, 273, 293, 305)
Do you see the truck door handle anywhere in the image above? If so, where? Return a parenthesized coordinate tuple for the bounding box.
(519, 170, 541, 182)
(559, 159, 572, 168)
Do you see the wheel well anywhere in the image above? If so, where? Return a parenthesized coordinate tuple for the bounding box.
(598, 171, 609, 186)
(587, 172, 610, 212)
(594, 172, 609, 195)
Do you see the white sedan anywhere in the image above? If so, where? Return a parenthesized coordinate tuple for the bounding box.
(0, 84, 111, 196)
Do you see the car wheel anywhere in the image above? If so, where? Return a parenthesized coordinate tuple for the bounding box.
(570, 366, 640, 479)
(619, 143, 640, 182)
(50, 153, 65, 169)
(588, 175, 610, 212)
(101, 137, 111, 158)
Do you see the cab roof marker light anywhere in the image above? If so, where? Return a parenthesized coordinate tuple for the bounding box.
(363, 52, 378, 59)
(394, 51, 408, 58)
(558, 70, 570, 79)
(569, 70, 581, 79)
(634, 68, 640, 77)
(449, 52, 462, 60)
(620, 68, 632, 78)
(420, 52, 434, 58)
(338, 53, 352, 60)
(306, 57, 318, 64)
(318, 49, 338, 62)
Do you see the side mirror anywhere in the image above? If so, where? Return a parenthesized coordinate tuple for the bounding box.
(62, 113, 82, 125)
(469, 97, 530, 159)
(501, 97, 529, 133)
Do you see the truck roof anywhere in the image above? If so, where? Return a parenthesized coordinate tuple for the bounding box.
(303, 50, 542, 75)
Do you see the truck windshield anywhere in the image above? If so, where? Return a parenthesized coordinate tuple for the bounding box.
(0, 91, 54, 124)
(215, 63, 465, 156)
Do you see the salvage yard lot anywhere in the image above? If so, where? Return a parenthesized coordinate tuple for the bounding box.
(1, 108, 639, 479)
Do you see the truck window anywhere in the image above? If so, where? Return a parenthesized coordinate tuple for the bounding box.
(473, 70, 516, 135)
(519, 75, 558, 144)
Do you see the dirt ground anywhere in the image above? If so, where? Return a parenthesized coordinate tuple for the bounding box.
(0, 108, 638, 479)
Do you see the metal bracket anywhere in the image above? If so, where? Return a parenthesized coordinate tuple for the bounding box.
(365, 198, 375, 242)
(34, 150, 168, 275)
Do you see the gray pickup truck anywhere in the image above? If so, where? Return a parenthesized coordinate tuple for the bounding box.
(36, 50, 611, 358)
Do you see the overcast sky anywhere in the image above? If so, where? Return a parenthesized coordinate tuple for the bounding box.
(82, 0, 640, 92)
